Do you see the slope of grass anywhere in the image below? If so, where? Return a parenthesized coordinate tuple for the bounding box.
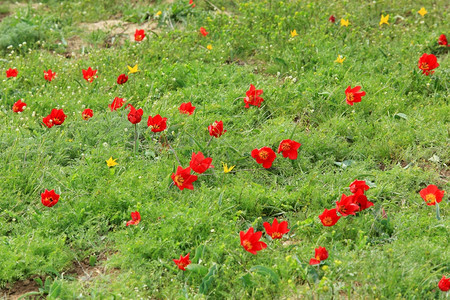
(0, 0, 448, 298)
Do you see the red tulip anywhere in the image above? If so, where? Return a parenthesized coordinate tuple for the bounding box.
(126, 211, 141, 226)
(82, 108, 93, 120)
(82, 67, 97, 83)
(208, 120, 226, 138)
(200, 27, 209, 37)
(190, 152, 214, 174)
(263, 218, 290, 239)
(418, 53, 439, 76)
(329, 15, 336, 23)
(12, 100, 26, 113)
(438, 34, 448, 46)
(41, 189, 60, 207)
(240, 227, 267, 255)
(345, 86, 366, 106)
(173, 253, 191, 271)
(309, 246, 328, 265)
(277, 139, 301, 160)
(117, 74, 128, 85)
(251, 147, 276, 169)
(127, 104, 144, 124)
(44, 69, 56, 82)
(42, 115, 54, 128)
(319, 208, 340, 226)
(439, 276, 450, 292)
(244, 84, 264, 108)
(179, 102, 196, 115)
(147, 114, 167, 132)
(349, 179, 370, 194)
(353, 193, 374, 211)
(43, 109, 66, 128)
(171, 166, 198, 190)
(420, 184, 445, 206)
(336, 194, 360, 216)
(109, 97, 125, 111)
(134, 29, 145, 41)
(6, 68, 18, 78)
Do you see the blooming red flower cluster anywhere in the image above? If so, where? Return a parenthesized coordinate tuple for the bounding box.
(127, 104, 144, 124)
(173, 253, 191, 270)
(6, 68, 18, 78)
(244, 84, 264, 108)
(309, 247, 328, 265)
(126, 211, 141, 226)
(134, 29, 145, 42)
(44, 69, 56, 82)
(263, 218, 290, 239)
(417, 53, 439, 75)
(439, 276, 450, 292)
(82, 108, 94, 120)
(171, 166, 198, 190)
(109, 97, 125, 111)
(345, 86, 366, 106)
(419, 184, 445, 206)
(179, 102, 196, 115)
(240, 227, 267, 255)
(43, 109, 67, 128)
(12, 100, 26, 113)
(147, 115, 167, 132)
(82, 67, 98, 83)
(208, 120, 226, 138)
(319, 180, 373, 226)
(200, 27, 209, 37)
(251, 139, 301, 169)
(117, 74, 128, 85)
(438, 34, 448, 46)
(41, 189, 60, 207)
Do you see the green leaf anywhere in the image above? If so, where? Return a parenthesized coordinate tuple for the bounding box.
(89, 255, 97, 267)
(394, 113, 408, 120)
(199, 264, 218, 294)
(192, 245, 206, 264)
(240, 273, 253, 287)
(250, 265, 280, 284)
(186, 264, 208, 275)
(334, 160, 354, 168)
(436, 203, 441, 220)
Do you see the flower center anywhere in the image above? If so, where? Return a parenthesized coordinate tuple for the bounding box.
(243, 240, 252, 250)
(425, 193, 436, 204)
(281, 143, 291, 151)
(174, 175, 184, 186)
(259, 151, 269, 160)
(339, 205, 347, 213)
(421, 62, 429, 70)
(323, 217, 333, 226)
(82, 114, 90, 120)
(346, 92, 354, 103)
(53, 118, 60, 124)
(315, 255, 321, 261)
(13, 105, 19, 112)
(272, 232, 282, 239)
(46, 197, 53, 203)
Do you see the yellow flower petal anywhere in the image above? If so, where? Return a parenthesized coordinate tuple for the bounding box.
(127, 64, 139, 74)
(290, 29, 298, 38)
(207, 44, 213, 50)
(222, 162, 235, 173)
(340, 18, 350, 27)
(334, 55, 346, 64)
(106, 157, 118, 167)
(379, 14, 389, 26)
(418, 7, 427, 17)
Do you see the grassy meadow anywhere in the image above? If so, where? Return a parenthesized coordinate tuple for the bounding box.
(0, 0, 449, 298)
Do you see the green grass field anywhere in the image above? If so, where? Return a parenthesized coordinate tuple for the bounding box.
(0, 0, 449, 298)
